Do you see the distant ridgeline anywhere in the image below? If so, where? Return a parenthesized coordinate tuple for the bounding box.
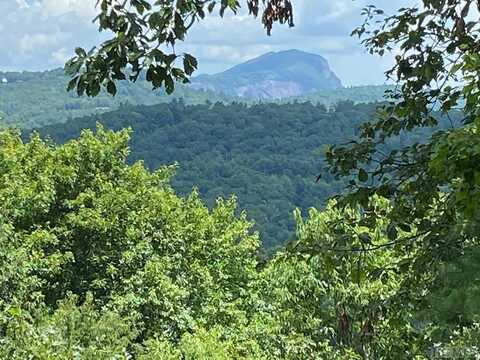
(285, 85, 394, 107)
(29, 101, 454, 249)
(0, 52, 391, 129)
(0, 69, 232, 128)
(190, 50, 343, 99)
(2, 50, 426, 247)
(0, 68, 392, 129)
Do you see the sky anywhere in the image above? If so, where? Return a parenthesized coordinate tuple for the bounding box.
(0, 0, 408, 86)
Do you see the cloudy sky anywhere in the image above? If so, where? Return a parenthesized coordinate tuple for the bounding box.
(0, 0, 408, 85)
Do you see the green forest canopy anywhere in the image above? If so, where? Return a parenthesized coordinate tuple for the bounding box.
(30, 100, 453, 249)
(0, 69, 230, 128)
(3, 0, 480, 356)
(0, 68, 390, 129)
(2, 127, 478, 358)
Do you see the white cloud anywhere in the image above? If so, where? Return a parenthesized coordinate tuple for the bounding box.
(0, 0, 407, 84)
(39, 0, 96, 18)
(19, 32, 68, 54)
(50, 47, 71, 64)
(177, 0, 403, 84)
(0, 0, 101, 71)
(15, 0, 30, 9)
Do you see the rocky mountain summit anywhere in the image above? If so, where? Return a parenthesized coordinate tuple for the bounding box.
(190, 49, 342, 99)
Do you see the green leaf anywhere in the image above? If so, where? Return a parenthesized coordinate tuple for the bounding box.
(75, 47, 87, 57)
(387, 223, 398, 241)
(208, 1, 216, 13)
(165, 76, 174, 94)
(358, 169, 368, 182)
(107, 80, 117, 96)
(67, 77, 79, 92)
(183, 53, 198, 76)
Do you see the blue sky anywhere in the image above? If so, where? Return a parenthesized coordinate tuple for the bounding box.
(0, 0, 408, 85)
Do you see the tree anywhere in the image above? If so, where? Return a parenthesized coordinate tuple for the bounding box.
(65, 0, 293, 97)
(64, 0, 480, 275)
(244, 197, 440, 359)
(0, 127, 260, 350)
(31, 100, 381, 249)
(321, 1, 480, 290)
(66, 0, 480, 277)
(0, 125, 420, 358)
(1, 296, 136, 359)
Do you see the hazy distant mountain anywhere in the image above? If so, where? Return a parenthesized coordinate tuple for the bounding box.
(1, 58, 392, 129)
(190, 49, 342, 99)
(0, 69, 232, 128)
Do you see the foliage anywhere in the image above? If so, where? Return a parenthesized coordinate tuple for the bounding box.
(0, 128, 260, 354)
(31, 100, 454, 249)
(257, 198, 426, 359)
(310, 2, 480, 355)
(0, 69, 232, 128)
(65, 0, 293, 96)
(0, 296, 136, 359)
(1, 127, 474, 358)
(325, 0, 480, 276)
(417, 246, 480, 334)
(0, 68, 394, 129)
(30, 101, 372, 248)
(285, 85, 394, 107)
(4, 0, 480, 356)
(0, 70, 394, 131)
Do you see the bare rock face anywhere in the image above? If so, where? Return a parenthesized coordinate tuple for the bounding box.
(235, 80, 304, 99)
(190, 49, 343, 99)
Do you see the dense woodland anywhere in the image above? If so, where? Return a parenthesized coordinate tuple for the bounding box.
(2, 0, 480, 357)
(1, 128, 478, 358)
(284, 85, 393, 107)
(31, 100, 451, 249)
(0, 69, 230, 128)
(0, 68, 389, 129)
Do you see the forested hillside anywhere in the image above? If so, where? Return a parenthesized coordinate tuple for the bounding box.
(287, 85, 393, 106)
(0, 69, 231, 128)
(4, 0, 480, 357)
(0, 68, 390, 130)
(31, 100, 449, 249)
(2, 128, 477, 358)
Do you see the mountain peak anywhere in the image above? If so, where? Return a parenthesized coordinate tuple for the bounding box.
(191, 49, 342, 99)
